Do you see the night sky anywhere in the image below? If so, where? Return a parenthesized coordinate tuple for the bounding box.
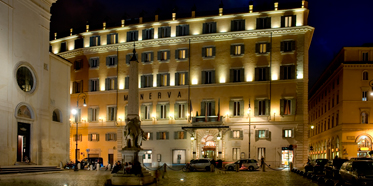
(50, 0, 373, 88)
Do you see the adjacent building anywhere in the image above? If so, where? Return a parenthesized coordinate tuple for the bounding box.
(0, 0, 71, 166)
(51, 1, 313, 168)
(309, 45, 373, 160)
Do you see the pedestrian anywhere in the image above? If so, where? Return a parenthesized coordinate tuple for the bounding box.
(261, 156, 265, 172)
(162, 163, 167, 178)
(210, 159, 215, 172)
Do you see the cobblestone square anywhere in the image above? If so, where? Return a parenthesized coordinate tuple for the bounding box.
(0, 169, 319, 186)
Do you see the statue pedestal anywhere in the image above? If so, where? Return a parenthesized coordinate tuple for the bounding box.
(111, 148, 155, 186)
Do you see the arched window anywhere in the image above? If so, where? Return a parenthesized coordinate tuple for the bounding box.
(336, 136, 340, 149)
(17, 105, 32, 119)
(361, 112, 368, 124)
(52, 109, 62, 122)
(363, 71, 368, 80)
(356, 136, 372, 149)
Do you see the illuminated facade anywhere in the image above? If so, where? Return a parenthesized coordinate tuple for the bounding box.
(309, 46, 373, 160)
(51, 1, 313, 168)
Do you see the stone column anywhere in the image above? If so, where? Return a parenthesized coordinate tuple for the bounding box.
(127, 48, 139, 120)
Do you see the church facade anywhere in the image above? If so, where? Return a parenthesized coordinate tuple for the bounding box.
(51, 1, 313, 168)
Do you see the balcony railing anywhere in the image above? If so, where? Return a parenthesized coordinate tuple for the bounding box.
(192, 116, 223, 123)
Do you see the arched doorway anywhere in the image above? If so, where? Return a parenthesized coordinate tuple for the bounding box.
(356, 135, 372, 157)
(15, 103, 34, 162)
(201, 135, 216, 159)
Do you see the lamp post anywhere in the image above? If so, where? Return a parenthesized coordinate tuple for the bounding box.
(248, 100, 251, 158)
(72, 92, 87, 171)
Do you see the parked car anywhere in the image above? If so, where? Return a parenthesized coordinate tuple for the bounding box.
(189, 159, 211, 171)
(339, 160, 373, 185)
(313, 159, 329, 174)
(304, 159, 316, 173)
(81, 157, 104, 168)
(225, 159, 259, 171)
(325, 159, 349, 178)
(350, 157, 373, 160)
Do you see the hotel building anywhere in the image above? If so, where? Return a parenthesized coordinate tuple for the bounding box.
(51, 1, 313, 168)
(309, 46, 373, 160)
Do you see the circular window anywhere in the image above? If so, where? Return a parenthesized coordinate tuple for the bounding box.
(16, 66, 35, 92)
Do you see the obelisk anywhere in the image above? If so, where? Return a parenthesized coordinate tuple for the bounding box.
(127, 44, 139, 121)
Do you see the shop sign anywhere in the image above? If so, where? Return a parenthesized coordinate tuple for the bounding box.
(360, 147, 369, 151)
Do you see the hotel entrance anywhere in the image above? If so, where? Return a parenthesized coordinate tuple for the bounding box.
(201, 135, 216, 159)
(17, 122, 31, 162)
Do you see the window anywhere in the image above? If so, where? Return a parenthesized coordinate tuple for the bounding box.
(201, 101, 215, 116)
(363, 52, 369, 61)
(16, 66, 35, 92)
(126, 53, 138, 64)
(90, 36, 100, 47)
(203, 22, 217, 34)
(230, 68, 244, 82)
(230, 100, 244, 116)
(175, 72, 188, 86)
(362, 112, 368, 124)
(72, 81, 83, 93)
(258, 148, 266, 160)
(105, 133, 117, 141)
(60, 42, 67, 53)
(89, 79, 99, 92)
(89, 57, 99, 68)
(255, 100, 269, 116)
(256, 17, 271, 29)
(255, 67, 269, 81)
(336, 113, 339, 126)
(74, 60, 83, 71)
(127, 31, 138, 42)
(160, 105, 167, 119)
(281, 41, 295, 52)
(157, 103, 170, 119)
(175, 102, 187, 119)
(88, 107, 99, 122)
(174, 131, 186, 139)
(202, 47, 215, 58)
(107, 33, 118, 44)
(141, 75, 153, 88)
(105, 77, 117, 90)
(176, 25, 189, 36)
(107, 106, 117, 121)
(156, 132, 169, 140)
(201, 70, 215, 84)
(142, 28, 154, 40)
(73, 134, 82, 141)
(280, 65, 296, 80)
(231, 20, 245, 31)
(283, 129, 293, 138)
(125, 77, 130, 89)
(88, 133, 99, 141)
(158, 26, 171, 38)
(141, 52, 153, 63)
(231, 45, 244, 56)
(144, 132, 153, 140)
(362, 91, 368, 101)
(232, 148, 240, 161)
(52, 109, 61, 122)
(106, 56, 117, 67)
(363, 71, 368, 80)
(175, 49, 188, 60)
(257, 130, 268, 139)
(141, 104, 152, 120)
(256, 43, 269, 54)
(231, 130, 243, 140)
(157, 50, 170, 61)
(157, 73, 170, 87)
(281, 15, 296, 27)
(280, 99, 296, 115)
(74, 38, 83, 49)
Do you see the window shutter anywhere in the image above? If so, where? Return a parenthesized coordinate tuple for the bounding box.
(291, 41, 296, 51)
(212, 22, 217, 33)
(229, 101, 234, 115)
(156, 104, 161, 119)
(166, 26, 171, 37)
(290, 65, 296, 79)
(105, 78, 109, 90)
(150, 75, 153, 86)
(107, 34, 111, 44)
(231, 20, 234, 31)
(140, 105, 145, 120)
(174, 131, 177, 139)
(134, 31, 138, 41)
(291, 15, 296, 27)
(156, 132, 160, 140)
(255, 43, 260, 53)
(167, 73, 170, 86)
(175, 49, 179, 59)
(106, 56, 110, 66)
(167, 51, 170, 60)
(280, 42, 284, 52)
(185, 72, 189, 85)
(201, 102, 205, 116)
(125, 105, 128, 119)
(266, 17, 271, 28)
(255, 130, 258, 139)
(185, 49, 189, 59)
(185, 25, 189, 35)
(281, 16, 285, 27)
(230, 69, 234, 82)
(89, 58, 92, 67)
(291, 129, 295, 138)
(265, 100, 270, 116)
(229, 131, 233, 139)
(240, 68, 245, 82)
(166, 132, 169, 139)
(254, 100, 259, 116)
(97, 36, 101, 45)
(266, 43, 271, 53)
(126, 54, 130, 64)
(265, 130, 269, 139)
(183, 131, 187, 139)
(211, 70, 216, 84)
(211, 101, 215, 116)
(255, 68, 260, 81)
(158, 27, 162, 38)
(174, 103, 179, 119)
(291, 98, 297, 115)
(157, 74, 161, 87)
(230, 45, 234, 55)
(95, 80, 99, 91)
(280, 99, 285, 116)
(280, 66, 285, 80)
(88, 134, 92, 141)
(212, 47, 216, 56)
(151, 28, 154, 39)
(241, 45, 245, 54)
(202, 47, 206, 57)
(176, 26, 180, 36)
(140, 76, 145, 88)
(141, 53, 145, 62)
(157, 51, 161, 61)
(88, 108, 92, 122)
(175, 72, 179, 86)
(240, 20, 245, 30)
(89, 80, 92, 92)
(149, 132, 153, 140)
(151, 52, 154, 62)
(201, 71, 206, 84)
(282, 130, 285, 138)
(256, 18, 260, 29)
(265, 67, 270, 81)
(114, 56, 118, 66)
(202, 23, 206, 34)
(239, 100, 244, 117)
(239, 130, 244, 140)
(184, 103, 188, 118)
(125, 77, 129, 89)
(105, 133, 108, 141)
(114, 78, 118, 90)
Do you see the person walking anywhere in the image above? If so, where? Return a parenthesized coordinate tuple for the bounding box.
(261, 157, 265, 172)
(162, 163, 167, 179)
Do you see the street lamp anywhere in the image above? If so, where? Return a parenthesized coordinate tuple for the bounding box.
(248, 100, 251, 158)
(72, 92, 87, 171)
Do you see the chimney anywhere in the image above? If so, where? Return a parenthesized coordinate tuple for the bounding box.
(274, 1, 278, 11)
(219, 1, 223, 16)
(172, 7, 177, 20)
(302, 0, 308, 8)
(86, 21, 89, 32)
(155, 8, 160, 22)
(121, 19, 125, 27)
(70, 28, 73, 36)
(139, 11, 144, 24)
(249, 1, 254, 13)
(54, 32, 57, 40)
(103, 22, 106, 30)
(191, 5, 196, 18)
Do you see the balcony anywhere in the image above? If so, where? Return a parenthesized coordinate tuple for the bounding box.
(192, 116, 223, 123)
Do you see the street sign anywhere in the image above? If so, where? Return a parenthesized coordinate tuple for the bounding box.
(86, 149, 90, 152)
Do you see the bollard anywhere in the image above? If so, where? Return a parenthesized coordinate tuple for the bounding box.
(90, 164, 93, 171)
(107, 164, 111, 171)
(60, 162, 63, 169)
(289, 162, 293, 171)
(97, 164, 100, 171)
(77, 163, 81, 170)
(236, 163, 239, 172)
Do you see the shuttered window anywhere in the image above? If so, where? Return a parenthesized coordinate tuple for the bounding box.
(105, 133, 117, 141)
(144, 132, 153, 140)
(280, 65, 296, 80)
(107, 106, 117, 121)
(281, 41, 296, 52)
(230, 100, 244, 117)
(280, 99, 296, 115)
(141, 52, 154, 63)
(72, 80, 83, 93)
(175, 72, 188, 86)
(107, 33, 118, 44)
(201, 101, 215, 116)
(157, 73, 170, 87)
(202, 47, 216, 58)
(203, 22, 217, 34)
(157, 50, 170, 61)
(256, 43, 270, 54)
(140, 104, 152, 120)
(256, 17, 271, 29)
(255, 67, 270, 81)
(105, 77, 117, 90)
(254, 99, 270, 116)
(230, 130, 243, 140)
(141, 75, 153, 88)
(90, 36, 100, 46)
(88, 133, 99, 141)
(88, 107, 99, 122)
(283, 129, 294, 138)
(89, 79, 99, 92)
(106, 56, 117, 67)
(156, 132, 169, 140)
(281, 15, 296, 27)
(231, 20, 245, 31)
(158, 26, 171, 38)
(89, 57, 99, 68)
(175, 49, 188, 60)
(73, 134, 82, 141)
(257, 130, 269, 139)
(174, 131, 187, 139)
(201, 71, 215, 84)
(230, 69, 244, 82)
(174, 102, 188, 119)
(231, 45, 244, 56)
(127, 31, 138, 42)
(142, 28, 154, 40)
(176, 25, 189, 36)
(74, 60, 83, 71)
